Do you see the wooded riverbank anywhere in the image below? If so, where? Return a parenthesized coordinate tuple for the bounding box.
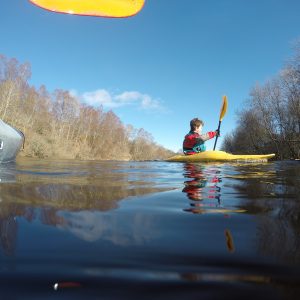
(0, 54, 174, 161)
(222, 43, 300, 160)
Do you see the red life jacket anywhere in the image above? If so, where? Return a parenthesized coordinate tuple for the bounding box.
(183, 131, 216, 154)
(183, 132, 200, 150)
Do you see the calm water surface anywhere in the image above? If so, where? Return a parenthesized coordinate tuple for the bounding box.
(0, 158, 300, 299)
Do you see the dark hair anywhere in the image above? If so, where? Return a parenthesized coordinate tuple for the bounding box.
(190, 118, 204, 131)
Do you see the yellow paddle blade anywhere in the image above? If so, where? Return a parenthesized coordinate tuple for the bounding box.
(219, 95, 228, 121)
(29, 0, 145, 18)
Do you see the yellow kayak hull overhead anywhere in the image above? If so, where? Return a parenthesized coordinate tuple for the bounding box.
(166, 151, 275, 163)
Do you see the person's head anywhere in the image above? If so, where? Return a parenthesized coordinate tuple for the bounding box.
(190, 118, 204, 132)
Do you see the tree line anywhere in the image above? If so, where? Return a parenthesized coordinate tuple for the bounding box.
(0, 54, 174, 160)
(222, 42, 300, 159)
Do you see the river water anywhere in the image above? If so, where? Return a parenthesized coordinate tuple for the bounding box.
(0, 158, 299, 299)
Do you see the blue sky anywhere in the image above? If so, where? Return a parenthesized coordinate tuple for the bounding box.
(1, 0, 300, 152)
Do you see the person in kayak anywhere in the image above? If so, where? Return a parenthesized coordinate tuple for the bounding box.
(183, 118, 219, 155)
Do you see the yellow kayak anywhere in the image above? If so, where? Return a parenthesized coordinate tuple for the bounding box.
(166, 150, 275, 162)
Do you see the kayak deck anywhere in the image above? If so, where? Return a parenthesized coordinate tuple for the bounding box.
(166, 150, 275, 162)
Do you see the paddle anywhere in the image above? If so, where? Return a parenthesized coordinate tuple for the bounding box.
(28, 0, 145, 18)
(213, 95, 228, 151)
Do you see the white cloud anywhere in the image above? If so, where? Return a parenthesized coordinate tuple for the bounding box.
(115, 91, 141, 103)
(82, 89, 114, 107)
(140, 94, 162, 110)
(69, 89, 78, 97)
(72, 88, 166, 112)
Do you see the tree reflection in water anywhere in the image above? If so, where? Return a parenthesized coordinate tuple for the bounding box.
(0, 160, 173, 255)
(227, 162, 300, 263)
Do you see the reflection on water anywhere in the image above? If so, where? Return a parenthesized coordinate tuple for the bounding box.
(182, 163, 238, 254)
(182, 163, 221, 208)
(0, 159, 177, 255)
(224, 228, 235, 253)
(182, 163, 246, 214)
(0, 158, 300, 299)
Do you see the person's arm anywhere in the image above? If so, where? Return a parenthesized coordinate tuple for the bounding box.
(199, 131, 217, 142)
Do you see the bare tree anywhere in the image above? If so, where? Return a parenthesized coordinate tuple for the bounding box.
(222, 42, 300, 159)
(0, 54, 174, 160)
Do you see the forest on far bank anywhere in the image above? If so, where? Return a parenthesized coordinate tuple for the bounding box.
(2, 40, 300, 162)
(221, 42, 300, 160)
(0, 54, 174, 161)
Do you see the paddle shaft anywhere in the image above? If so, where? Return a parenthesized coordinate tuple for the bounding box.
(213, 120, 221, 150)
(213, 96, 227, 151)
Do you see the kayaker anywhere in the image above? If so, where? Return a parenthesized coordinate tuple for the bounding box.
(183, 118, 219, 155)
